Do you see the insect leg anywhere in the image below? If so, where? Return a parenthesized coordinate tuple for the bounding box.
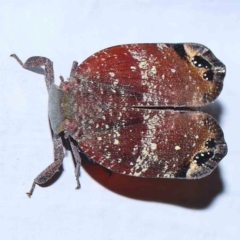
(58, 61, 77, 82)
(69, 138, 81, 189)
(26, 135, 64, 197)
(11, 54, 65, 197)
(10, 54, 54, 92)
(70, 61, 78, 77)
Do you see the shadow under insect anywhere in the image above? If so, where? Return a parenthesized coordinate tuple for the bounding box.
(82, 156, 224, 209)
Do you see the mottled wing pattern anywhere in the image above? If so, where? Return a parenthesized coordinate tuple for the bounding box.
(75, 108, 226, 179)
(76, 43, 226, 107)
(69, 43, 227, 179)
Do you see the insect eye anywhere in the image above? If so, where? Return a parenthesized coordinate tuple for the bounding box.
(193, 151, 214, 166)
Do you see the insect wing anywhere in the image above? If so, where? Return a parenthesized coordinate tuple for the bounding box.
(76, 43, 226, 107)
(77, 108, 227, 179)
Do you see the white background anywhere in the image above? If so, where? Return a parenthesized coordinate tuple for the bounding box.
(0, 0, 239, 239)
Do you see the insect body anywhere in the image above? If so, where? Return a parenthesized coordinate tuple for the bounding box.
(11, 43, 227, 197)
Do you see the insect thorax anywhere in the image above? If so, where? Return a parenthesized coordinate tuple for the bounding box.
(48, 84, 65, 134)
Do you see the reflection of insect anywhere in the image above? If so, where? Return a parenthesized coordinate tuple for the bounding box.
(11, 43, 227, 197)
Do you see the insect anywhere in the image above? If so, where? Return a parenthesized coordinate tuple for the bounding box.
(11, 43, 227, 197)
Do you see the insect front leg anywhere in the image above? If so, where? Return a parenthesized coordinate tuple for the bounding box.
(10, 54, 54, 91)
(11, 54, 65, 197)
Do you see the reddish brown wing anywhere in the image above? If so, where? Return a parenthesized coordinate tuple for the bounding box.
(76, 43, 226, 107)
(70, 43, 227, 179)
(76, 108, 227, 179)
